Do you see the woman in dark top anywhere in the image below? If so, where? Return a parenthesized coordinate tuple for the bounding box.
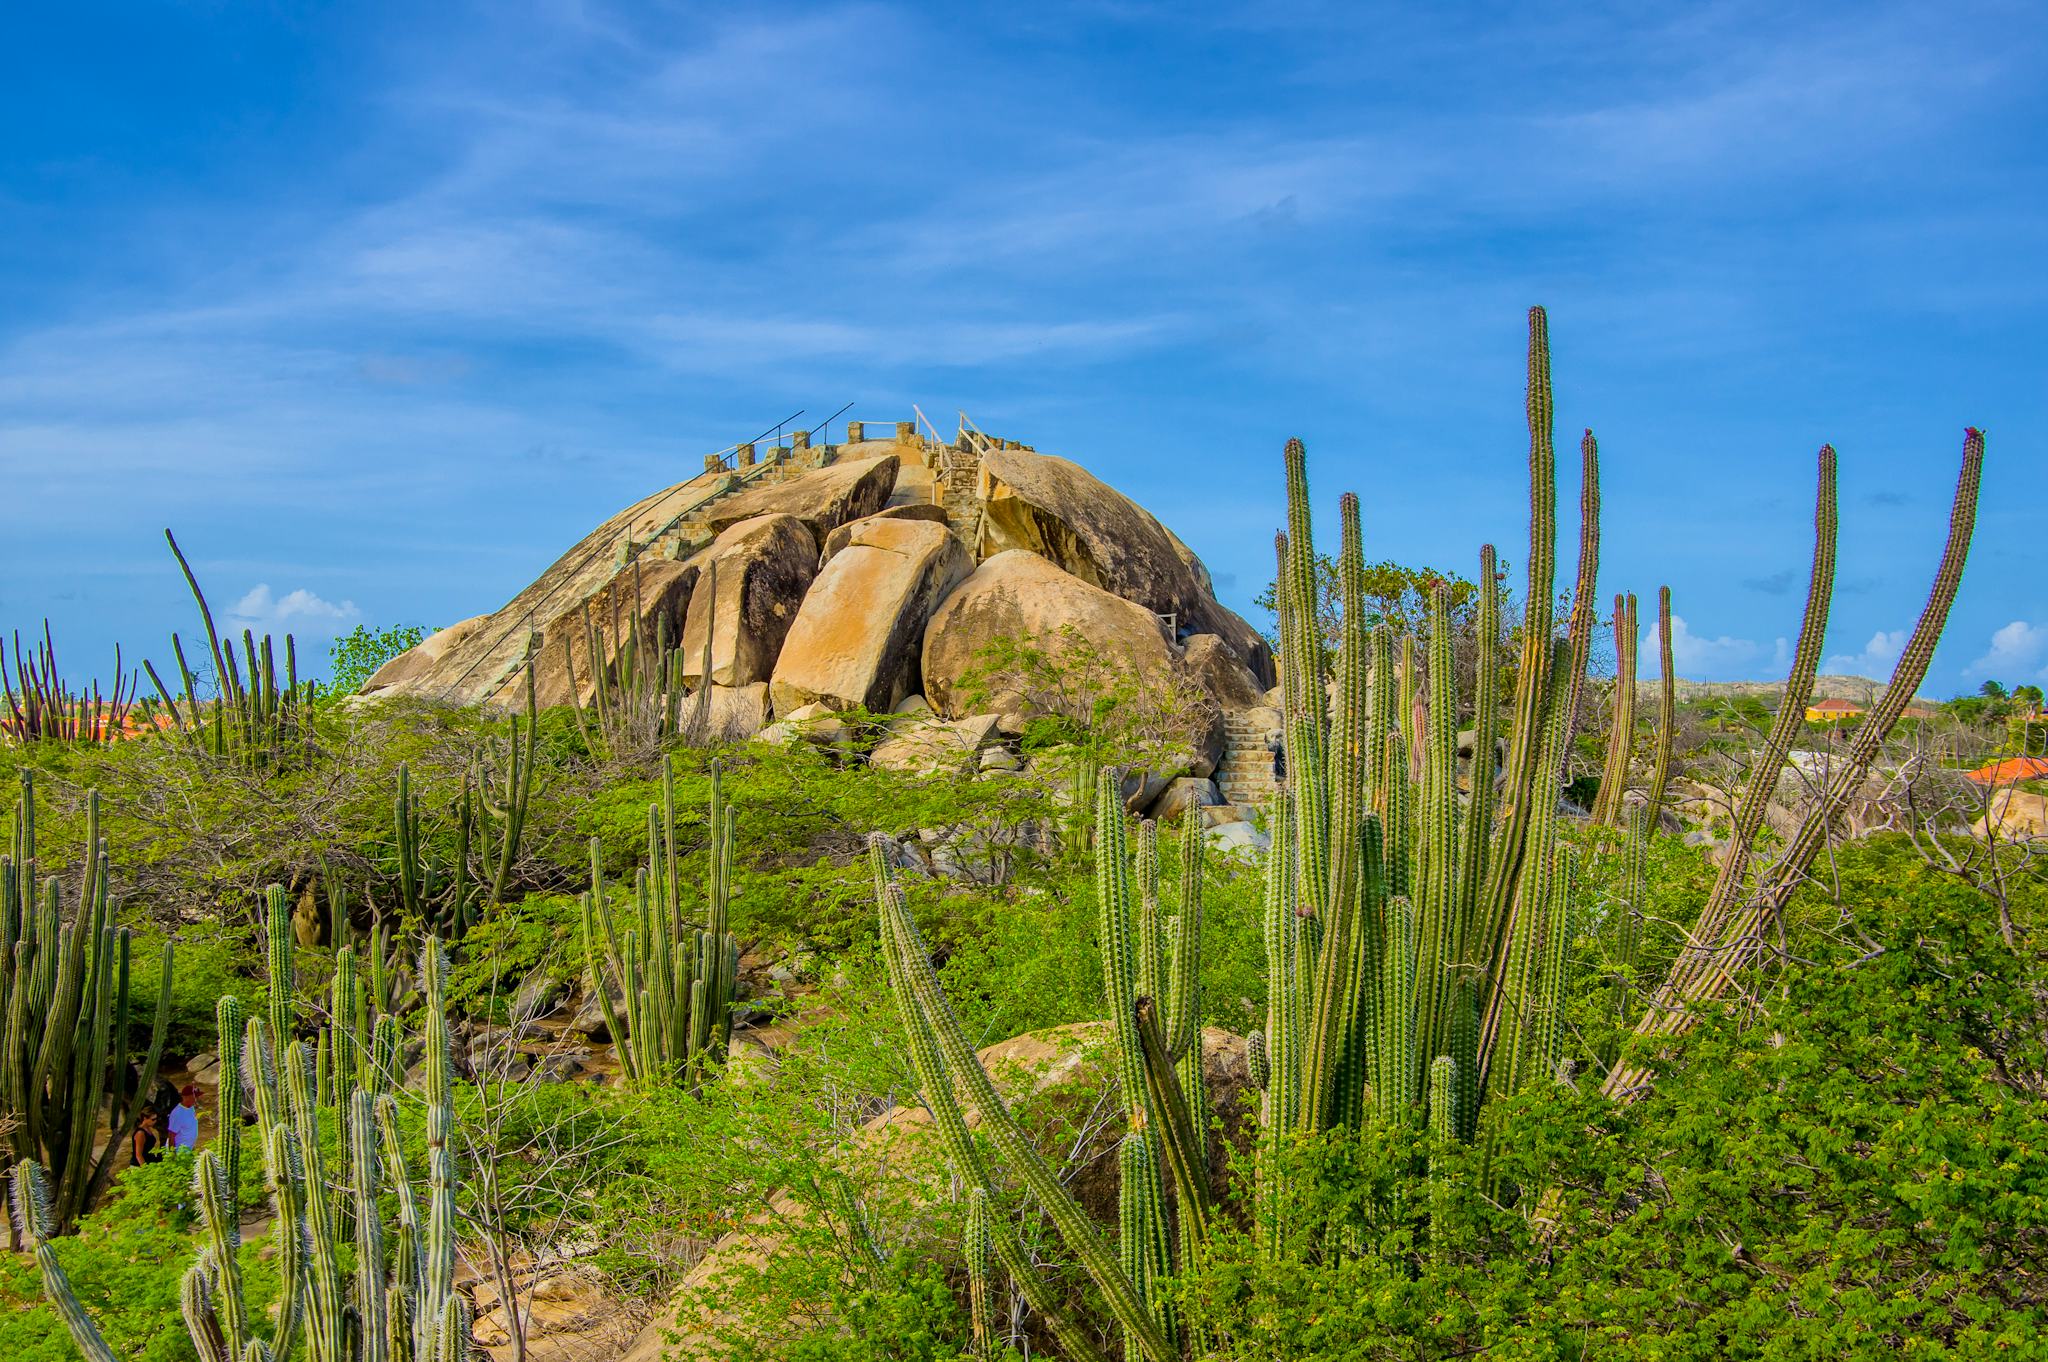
(132, 1107, 164, 1167)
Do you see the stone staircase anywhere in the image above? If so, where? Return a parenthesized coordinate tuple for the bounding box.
(1213, 707, 1284, 810)
(939, 444, 983, 548)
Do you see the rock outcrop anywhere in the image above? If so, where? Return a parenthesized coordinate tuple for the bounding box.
(977, 445, 1273, 684)
(532, 559, 699, 708)
(357, 420, 1281, 827)
(704, 454, 897, 541)
(920, 549, 1177, 722)
(818, 502, 951, 565)
(679, 514, 818, 689)
(769, 518, 971, 715)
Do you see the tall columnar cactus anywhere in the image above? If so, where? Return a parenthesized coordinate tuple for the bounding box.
(145, 529, 313, 766)
(964, 1187, 997, 1362)
(871, 837, 1170, 1362)
(1559, 429, 1603, 768)
(1, 775, 173, 1236)
(1644, 587, 1677, 828)
(183, 941, 469, 1362)
(582, 756, 739, 1090)
(1606, 430, 1983, 1101)
(11, 1158, 120, 1360)
(1591, 591, 1639, 828)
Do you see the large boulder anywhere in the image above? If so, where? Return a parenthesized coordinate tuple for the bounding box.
(688, 682, 770, 743)
(921, 550, 1175, 722)
(818, 503, 951, 566)
(869, 713, 1003, 775)
(679, 515, 818, 688)
(362, 614, 492, 697)
(977, 446, 1273, 684)
(705, 455, 898, 542)
(770, 519, 972, 715)
(1182, 633, 1267, 709)
(531, 559, 700, 708)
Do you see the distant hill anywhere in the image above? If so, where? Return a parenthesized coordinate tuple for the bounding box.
(1633, 674, 1932, 706)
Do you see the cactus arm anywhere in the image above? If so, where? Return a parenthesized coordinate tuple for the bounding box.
(965, 1187, 997, 1362)
(13, 1159, 121, 1362)
(1644, 587, 1677, 828)
(1135, 997, 1210, 1246)
(879, 881, 1173, 1362)
(1558, 430, 1602, 776)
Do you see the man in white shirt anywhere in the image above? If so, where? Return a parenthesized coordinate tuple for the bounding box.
(166, 1084, 200, 1153)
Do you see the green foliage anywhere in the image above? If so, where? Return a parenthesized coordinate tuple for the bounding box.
(1253, 552, 1485, 654)
(0, 1158, 283, 1362)
(325, 623, 430, 699)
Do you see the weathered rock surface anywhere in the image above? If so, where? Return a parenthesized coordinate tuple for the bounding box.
(704, 455, 898, 541)
(769, 518, 972, 716)
(360, 460, 759, 707)
(920, 550, 1175, 722)
(1977, 788, 2047, 840)
(362, 614, 493, 696)
(977, 446, 1272, 683)
(1151, 775, 1222, 821)
(870, 713, 1003, 775)
(1183, 632, 1267, 709)
(680, 515, 818, 688)
(532, 559, 700, 708)
(692, 682, 770, 742)
(818, 502, 951, 565)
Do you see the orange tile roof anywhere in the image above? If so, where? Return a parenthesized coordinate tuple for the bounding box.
(1966, 756, 2048, 786)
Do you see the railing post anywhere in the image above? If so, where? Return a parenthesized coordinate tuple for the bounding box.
(846, 420, 865, 444)
(737, 442, 756, 468)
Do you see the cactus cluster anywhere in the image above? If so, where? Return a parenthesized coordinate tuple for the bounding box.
(563, 561, 697, 755)
(21, 941, 468, 1361)
(1256, 310, 1588, 1169)
(196, 937, 467, 1361)
(145, 529, 314, 765)
(1, 773, 173, 1238)
(581, 756, 739, 1090)
(1605, 430, 1985, 1099)
(1, 624, 146, 745)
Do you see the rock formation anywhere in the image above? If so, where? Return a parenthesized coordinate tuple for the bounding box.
(360, 420, 1281, 830)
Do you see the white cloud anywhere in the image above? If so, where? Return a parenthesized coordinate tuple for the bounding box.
(1967, 620, 2048, 682)
(1660, 614, 1788, 681)
(227, 585, 360, 636)
(1822, 628, 1906, 678)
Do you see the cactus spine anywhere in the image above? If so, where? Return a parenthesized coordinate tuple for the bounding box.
(2, 776, 173, 1236)
(582, 756, 738, 1090)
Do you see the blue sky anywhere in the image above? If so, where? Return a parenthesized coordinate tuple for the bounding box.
(2, 1, 2044, 695)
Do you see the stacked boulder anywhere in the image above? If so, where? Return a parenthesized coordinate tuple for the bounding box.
(359, 428, 1280, 836)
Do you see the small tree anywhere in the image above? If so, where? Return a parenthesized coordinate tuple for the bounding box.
(328, 623, 429, 698)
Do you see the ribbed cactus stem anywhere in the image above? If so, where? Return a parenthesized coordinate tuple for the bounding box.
(965, 1187, 997, 1362)
(1592, 592, 1638, 828)
(264, 884, 294, 1078)
(215, 996, 246, 1219)
(1559, 430, 1602, 770)
(1377, 896, 1418, 1117)
(14, 1159, 120, 1361)
(1644, 586, 1677, 828)
(1478, 307, 1561, 978)
(1428, 1056, 1456, 1267)
(876, 872, 1173, 1362)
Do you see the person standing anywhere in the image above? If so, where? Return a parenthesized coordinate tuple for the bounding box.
(131, 1108, 164, 1166)
(166, 1084, 201, 1153)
